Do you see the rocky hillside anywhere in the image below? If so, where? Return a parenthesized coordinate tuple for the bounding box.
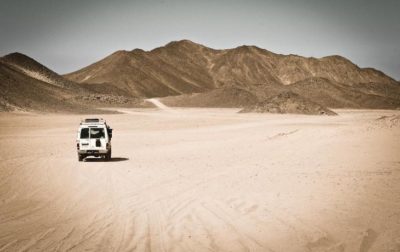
(2, 53, 83, 90)
(0, 59, 85, 112)
(240, 91, 337, 115)
(0, 53, 138, 112)
(160, 86, 258, 108)
(65, 41, 217, 97)
(65, 40, 399, 107)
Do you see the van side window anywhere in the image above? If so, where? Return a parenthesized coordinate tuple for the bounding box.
(80, 128, 89, 139)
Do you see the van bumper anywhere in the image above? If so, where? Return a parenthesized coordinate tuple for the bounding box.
(78, 149, 108, 155)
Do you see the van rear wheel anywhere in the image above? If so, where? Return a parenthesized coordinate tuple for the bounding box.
(105, 151, 111, 161)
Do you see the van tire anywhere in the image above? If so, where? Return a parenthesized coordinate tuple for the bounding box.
(105, 151, 111, 161)
(78, 154, 84, 162)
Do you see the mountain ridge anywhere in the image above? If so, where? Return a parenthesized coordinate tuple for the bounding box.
(64, 39, 398, 100)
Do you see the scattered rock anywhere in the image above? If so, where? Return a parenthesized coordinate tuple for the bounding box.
(240, 91, 337, 115)
(161, 86, 258, 108)
(374, 115, 400, 128)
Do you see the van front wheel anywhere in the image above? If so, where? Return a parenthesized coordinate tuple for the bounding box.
(78, 154, 84, 162)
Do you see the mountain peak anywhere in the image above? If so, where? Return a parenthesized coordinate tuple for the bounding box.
(131, 48, 146, 54)
(234, 45, 259, 50)
(321, 55, 353, 64)
(230, 45, 275, 57)
(2, 52, 36, 65)
(1, 52, 54, 75)
(164, 39, 205, 49)
(110, 50, 130, 56)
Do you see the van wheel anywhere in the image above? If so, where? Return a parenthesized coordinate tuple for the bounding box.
(78, 154, 84, 162)
(105, 151, 111, 161)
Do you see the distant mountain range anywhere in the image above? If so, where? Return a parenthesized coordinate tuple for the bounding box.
(1, 40, 400, 112)
(65, 40, 398, 96)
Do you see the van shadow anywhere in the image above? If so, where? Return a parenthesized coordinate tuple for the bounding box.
(84, 157, 129, 162)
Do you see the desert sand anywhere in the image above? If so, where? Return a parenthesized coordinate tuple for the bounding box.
(0, 107, 400, 252)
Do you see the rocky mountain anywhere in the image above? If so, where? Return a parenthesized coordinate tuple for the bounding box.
(65, 40, 399, 110)
(0, 56, 84, 112)
(0, 53, 142, 112)
(65, 41, 217, 97)
(2, 53, 93, 91)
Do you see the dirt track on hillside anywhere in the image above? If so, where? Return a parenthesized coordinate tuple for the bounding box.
(0, 108, 399, 251)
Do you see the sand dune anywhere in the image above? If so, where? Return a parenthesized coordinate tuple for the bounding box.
(0, 109, 399, 251)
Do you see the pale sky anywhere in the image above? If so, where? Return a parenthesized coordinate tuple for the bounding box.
(1, 0, 399, 80)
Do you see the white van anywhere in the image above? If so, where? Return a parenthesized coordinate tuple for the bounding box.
(76, 118, 112, 161)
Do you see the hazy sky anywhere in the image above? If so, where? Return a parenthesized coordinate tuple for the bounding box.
(1, 0, 399, 79)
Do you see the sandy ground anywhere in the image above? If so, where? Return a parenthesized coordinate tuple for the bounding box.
(0, 107, 400, 252)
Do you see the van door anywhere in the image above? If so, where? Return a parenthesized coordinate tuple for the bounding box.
(79, 127, 90, 150)
(89, 127, 106, 150)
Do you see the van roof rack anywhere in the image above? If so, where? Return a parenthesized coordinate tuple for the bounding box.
(80, 118, 106, 125)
